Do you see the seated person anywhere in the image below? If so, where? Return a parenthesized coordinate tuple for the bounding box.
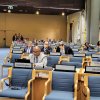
(28, 46, 47, 67)
(24, 41, 33, 53)
(41, 41, 52, 54)
(97, 41, 100, 51)
(84, 42, 94, 50)
(97, 41, 100, 47)
(56, 41, 74, 55)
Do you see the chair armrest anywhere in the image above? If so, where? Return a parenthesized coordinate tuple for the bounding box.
(25, 78, 35, 100)
(82, 85, 90, 100)
(3, 56, 9, 64)
(58, 60, 61, 64)
(74, 83, 78, 100)
(3, 52, 12, 64)
(42, 79, 51, 100)
(0, 77, 10, 91)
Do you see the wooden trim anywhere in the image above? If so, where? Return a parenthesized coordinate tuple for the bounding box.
(25, 78, 35, 100)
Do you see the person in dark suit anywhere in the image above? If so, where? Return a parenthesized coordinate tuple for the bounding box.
(97, 41, 100, 47)
(41, 41, 52, 54)
(84, 42, 94, 50)
(21, 35, 24, 41)
(56, 41, 74, 55)
(12, 33, 18, 41)
(24, 41, 33, 53)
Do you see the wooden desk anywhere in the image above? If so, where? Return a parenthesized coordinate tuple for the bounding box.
(21, 53, 29, 59)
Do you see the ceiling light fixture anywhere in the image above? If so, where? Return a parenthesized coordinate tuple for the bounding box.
(36, 11, 39, 15)
(8, 5, 13, 10)
(62, 12, 65, 16)
(35, 7, 80, 11)
(8, 10, 11, 13)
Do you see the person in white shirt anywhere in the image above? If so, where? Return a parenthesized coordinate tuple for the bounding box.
(28, 46, 47, 67)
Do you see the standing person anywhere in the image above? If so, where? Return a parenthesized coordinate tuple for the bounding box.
(21, 35, 24, 41)
(12, 33, 18, 41)
(28, 46, 47, 67)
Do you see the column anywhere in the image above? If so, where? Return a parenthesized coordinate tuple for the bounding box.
(86, 0, 91, 43)
(90, 0, 100, 44)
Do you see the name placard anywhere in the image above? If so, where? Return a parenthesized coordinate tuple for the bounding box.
(85, 66, 100, 73)
(12, 50, 23, 54)
(89, 49, 97, 52)
(72, 49, 79, 52)
(73, 46, 80, 48)
(50, 52, 61, 56)
(16, 44, 23, 46)
(74, 53, 85, 57)
(92, 54, 100, 58)
(13, 46, 21, 49)
(91, 62, 100, 66)
(55, 64, 76, 72)
(36, 72, 48, 78)
(14, 62, 32, 68)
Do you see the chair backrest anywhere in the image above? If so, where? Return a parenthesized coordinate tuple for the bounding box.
(92, 54, 100, 58)
(73, 46, 80, 49)
(92, 58, 99, 62)
(88, 75, 100, 97)
(70, 57, 83, 63)
(11, 54, 21, 63)
(52, 71, 74, 92)
(11, 68, 32, 87)
(47, 56, 59, 67)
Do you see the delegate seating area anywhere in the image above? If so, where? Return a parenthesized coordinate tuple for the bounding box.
(0, 41, 100, 100)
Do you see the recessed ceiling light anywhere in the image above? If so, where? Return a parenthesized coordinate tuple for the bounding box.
(36, 11, 39, 15)
(8, 10, 11, 13)
(62, 12, 65, 16)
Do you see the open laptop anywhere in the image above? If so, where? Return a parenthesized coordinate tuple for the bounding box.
(14, 59, 32, 69)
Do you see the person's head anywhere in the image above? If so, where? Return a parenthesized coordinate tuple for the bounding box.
(85, 42, 89, 47)
(97, 41, 100, 46)
(59, 41, 64, 49)
(27, 41, 32, 47)
(33, 46, 41, 57)
(44, 41, 49, 48)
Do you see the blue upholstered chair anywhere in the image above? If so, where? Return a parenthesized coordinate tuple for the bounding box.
(0, 68, 33, 100)
(60, 57, 84, 68)
(43, 71, 78, 100)
(92, 53, 100, 58)
(3, 53, 22, 67)
(85, 51, 96, 56)
(92, 58, 99, 62)
(82, 74, 100, 100)
(47, 56, 60, 67)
